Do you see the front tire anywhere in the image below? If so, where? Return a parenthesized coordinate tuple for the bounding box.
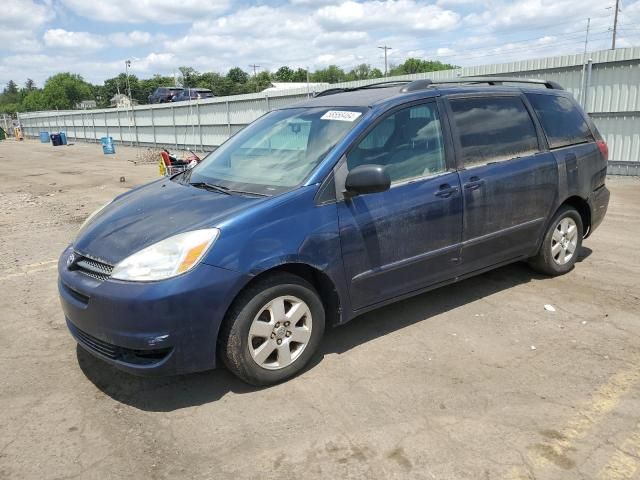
(218, 272, 325, 386)
(529, 206, 583, 276)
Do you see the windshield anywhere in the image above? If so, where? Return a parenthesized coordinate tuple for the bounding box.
(186, 107, 366, 195)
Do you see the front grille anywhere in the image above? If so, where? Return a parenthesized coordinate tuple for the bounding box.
(72, 254, 113, 281)
(68, 321, 172, 365)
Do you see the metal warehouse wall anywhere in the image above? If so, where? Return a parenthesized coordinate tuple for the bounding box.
(18, 47, 640, 174)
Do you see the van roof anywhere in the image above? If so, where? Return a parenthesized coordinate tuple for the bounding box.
(293, 77, 566, 109)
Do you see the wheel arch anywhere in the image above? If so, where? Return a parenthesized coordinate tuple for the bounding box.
(534, 195, 591, 257)
(221, 262, 343, 335)
(560, 195, 592, 237)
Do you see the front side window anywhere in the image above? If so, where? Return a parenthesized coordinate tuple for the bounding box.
(449, 96, 539, 167)
(347, 102, 446, 184)
(187, 107, 365, 195)
(525, 93, 594, 149)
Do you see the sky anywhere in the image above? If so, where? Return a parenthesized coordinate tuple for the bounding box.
(2, 0, 640, 88)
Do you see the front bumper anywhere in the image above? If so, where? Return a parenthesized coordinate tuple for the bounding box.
(587, 184, 610, 236)
(58, 246, 250, 376)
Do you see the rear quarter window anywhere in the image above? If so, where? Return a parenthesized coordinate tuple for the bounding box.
(449, 96, 539, 167)
(525, 93, 593, 149)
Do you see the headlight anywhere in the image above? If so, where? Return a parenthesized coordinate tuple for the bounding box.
(78, 201, 112, 233)
(111, 228, 220, 282)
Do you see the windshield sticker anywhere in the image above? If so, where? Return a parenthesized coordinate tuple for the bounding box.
(321, 110, 362, 122)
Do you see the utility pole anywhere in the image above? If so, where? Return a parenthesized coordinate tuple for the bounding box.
(249, 64, 261, 92)
(125, 60, 132, 101)
(612, 0, 620, 49)
(249, 64, 261, 77)
(378, 45, 392, 76)
(580, 17, 591, 107)
(124, 59, 137, 147)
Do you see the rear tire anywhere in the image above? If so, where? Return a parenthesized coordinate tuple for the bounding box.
(218, 272, 325, 386)
(529, 206, 583, 276)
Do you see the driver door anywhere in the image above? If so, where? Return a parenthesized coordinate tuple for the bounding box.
(336, 101, 463, 311)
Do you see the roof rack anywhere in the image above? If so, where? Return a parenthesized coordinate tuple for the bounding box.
(400, 76, 563, 92)
(314, 80, 411, 97)
(313, 76, 563, 98)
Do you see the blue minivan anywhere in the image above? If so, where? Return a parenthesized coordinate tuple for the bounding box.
(59, 78, 610, 385)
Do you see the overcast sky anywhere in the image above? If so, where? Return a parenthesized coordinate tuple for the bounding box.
(2, 0, 640, 87)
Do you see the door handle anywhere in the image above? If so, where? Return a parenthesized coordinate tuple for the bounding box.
(434, 184, 459, 198)
(464, 176, 484, 190)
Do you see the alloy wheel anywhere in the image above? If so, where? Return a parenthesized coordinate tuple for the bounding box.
(551, 217, 578, 265)
(248, 295, 313, 370)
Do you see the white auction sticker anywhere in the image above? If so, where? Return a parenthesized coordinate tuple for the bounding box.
(320, 110, 362, 122)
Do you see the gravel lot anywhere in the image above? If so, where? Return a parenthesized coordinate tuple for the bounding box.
(1, 139, 639, 480)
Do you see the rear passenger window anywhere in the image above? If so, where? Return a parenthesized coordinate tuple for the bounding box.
(526, 93, 593, 149)
(449, 96, 539, 167)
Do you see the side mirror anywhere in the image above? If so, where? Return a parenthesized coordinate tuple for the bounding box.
(344, 164, 391, 196)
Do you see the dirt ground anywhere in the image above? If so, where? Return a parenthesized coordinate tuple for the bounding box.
(1, 138, 639, 480)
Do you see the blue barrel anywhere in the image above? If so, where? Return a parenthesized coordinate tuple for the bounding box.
(39, 131, 49, 143)
(102, 137, 115, 154)
(59, 132, 67, 145)
(50, 134, 62, 146)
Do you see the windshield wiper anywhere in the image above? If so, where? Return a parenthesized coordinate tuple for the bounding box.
(230, 189, 269, 197)
(189, 182, 232, 195)
(189, 182, 269, 197)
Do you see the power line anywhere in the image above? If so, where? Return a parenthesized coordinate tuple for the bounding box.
(480, 17, 605, 37)
(402, 25, 612, 66)
(408, 14, 616, 62)
(449, 27, 596, 50)
(447, 36, 610, 62)
(433, 29, 613, 62)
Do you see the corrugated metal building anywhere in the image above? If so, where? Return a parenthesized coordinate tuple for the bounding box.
(18, 46, 640, 174)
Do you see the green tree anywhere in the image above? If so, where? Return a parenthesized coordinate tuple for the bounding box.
(247, 71, 272, 93)
(273, 66, 295, 82)
(21, 90, 46, 111)
(312, 65, 347, 84)
(24, 79, 36, 91)
(389, 58, 457, 76)
(348, 64, 374, 81)
(4, 80, 18, 94)
(292, 68, 309, 83)
(2, 80, 19, 104)
(41, 73, 94, 110)
(226, 67, 249, 85)
(370, 68, 383, 79)
(178, 66, 199, 88)
(196, 72, 227, 95)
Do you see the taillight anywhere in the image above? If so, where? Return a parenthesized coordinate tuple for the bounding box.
(597, 140, 608, 161)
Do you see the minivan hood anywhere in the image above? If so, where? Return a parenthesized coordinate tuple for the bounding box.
(73, 179, 265, 265)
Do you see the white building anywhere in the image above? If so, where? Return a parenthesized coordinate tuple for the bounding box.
(110, 94, 138, 109)
(262, 82, 329, 94)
